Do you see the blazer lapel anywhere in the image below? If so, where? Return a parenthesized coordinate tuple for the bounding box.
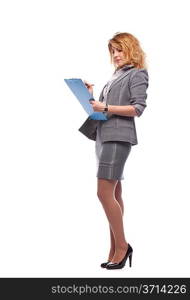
(99, 84, 106, 102)
(107, 66, 134, 93)
(99, 66, 134, 102)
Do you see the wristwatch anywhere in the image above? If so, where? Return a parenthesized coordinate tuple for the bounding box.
(103, 103, 108, 112)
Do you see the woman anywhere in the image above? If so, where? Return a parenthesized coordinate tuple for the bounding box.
(83, 32, 149, 270)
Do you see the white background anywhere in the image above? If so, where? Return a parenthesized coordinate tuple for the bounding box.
(0, 0, 190, 277)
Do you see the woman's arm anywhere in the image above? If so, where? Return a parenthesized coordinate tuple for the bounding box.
(89, 101, 138, 117)
(90, 69, 148, 117)
(106, 104, 137, 117)
(128, 69, 149, 117)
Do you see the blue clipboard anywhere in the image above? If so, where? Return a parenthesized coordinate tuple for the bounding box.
(64, 78, 107, 120)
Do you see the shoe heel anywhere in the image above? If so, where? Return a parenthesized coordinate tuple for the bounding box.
(129, 253, 132, 267)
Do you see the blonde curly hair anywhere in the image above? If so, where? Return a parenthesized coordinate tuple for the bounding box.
(108, 32, 148, 69)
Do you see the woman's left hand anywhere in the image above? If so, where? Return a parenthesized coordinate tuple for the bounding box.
(89, 100, 106, 112)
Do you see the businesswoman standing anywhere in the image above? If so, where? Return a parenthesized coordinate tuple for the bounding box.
(84, 32, 149, 270)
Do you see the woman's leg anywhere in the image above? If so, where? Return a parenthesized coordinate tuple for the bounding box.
(97, 178, 128, 263)
(107, 180, 124, 261)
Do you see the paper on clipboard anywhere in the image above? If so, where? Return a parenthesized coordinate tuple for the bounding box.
(64, 78, 107, 120)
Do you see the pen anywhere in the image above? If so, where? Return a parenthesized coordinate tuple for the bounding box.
(83, 80, 95, 87)
(86, 84, 94, 87)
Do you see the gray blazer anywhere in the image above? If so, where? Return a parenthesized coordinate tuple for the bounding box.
(78, 65, 149, 145)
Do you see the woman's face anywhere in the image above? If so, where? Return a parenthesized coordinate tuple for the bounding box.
(111, 46, 127, 68)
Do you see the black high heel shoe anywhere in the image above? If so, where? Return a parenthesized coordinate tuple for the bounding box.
(106, 243, 133, 270)
(100, 261, 111, 268)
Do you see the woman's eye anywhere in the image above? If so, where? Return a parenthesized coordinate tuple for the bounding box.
(112, 49, 122, 54)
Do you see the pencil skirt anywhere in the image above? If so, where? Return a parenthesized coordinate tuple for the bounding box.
(95, 140, 132, 181)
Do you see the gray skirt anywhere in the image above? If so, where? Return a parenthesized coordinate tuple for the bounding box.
(95, 139, 132, 181)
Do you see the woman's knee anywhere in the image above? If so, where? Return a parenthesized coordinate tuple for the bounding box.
(115, 181, 122, 200)
(97, 178, 118, 200)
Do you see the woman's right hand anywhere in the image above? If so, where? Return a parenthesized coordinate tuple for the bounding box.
(83, 80, 94, 95)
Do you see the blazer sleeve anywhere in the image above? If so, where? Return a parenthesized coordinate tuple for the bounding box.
(129, 69, 149, 117)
